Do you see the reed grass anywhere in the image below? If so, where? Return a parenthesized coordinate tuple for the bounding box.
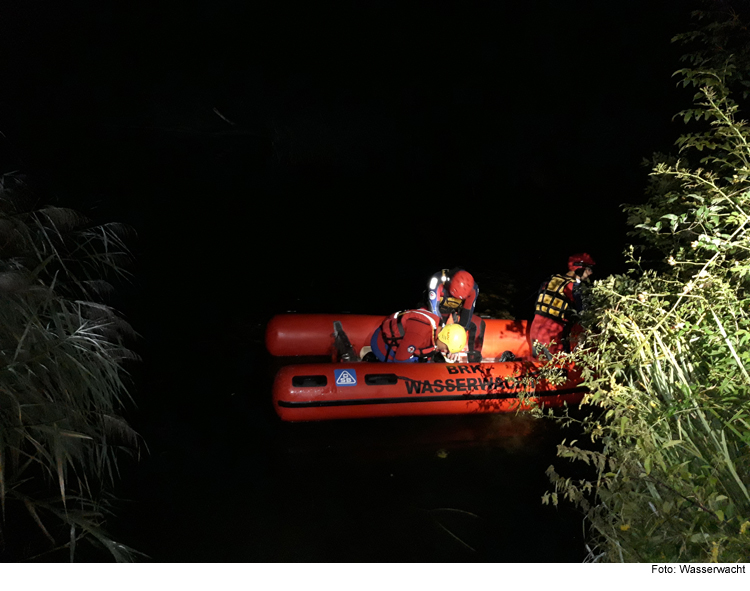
(0, 174, 140, 561)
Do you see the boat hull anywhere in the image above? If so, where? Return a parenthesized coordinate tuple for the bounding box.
(265, 313, 533, 360)
(273, 360, 585, 421)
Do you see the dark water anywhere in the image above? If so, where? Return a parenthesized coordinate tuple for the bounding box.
(111, 339, 590, 563)
(67, 136, 591, 562)
(4, 94, 598, 563)
(0, 133, 597, 562)
(0, 0, 698, 561)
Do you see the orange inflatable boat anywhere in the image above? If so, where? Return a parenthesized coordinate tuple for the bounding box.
(266, 314, 586, 422)
(265, 313, 532, 360)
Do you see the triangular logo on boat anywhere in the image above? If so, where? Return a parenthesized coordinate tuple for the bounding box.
(334, 369, 357, 386)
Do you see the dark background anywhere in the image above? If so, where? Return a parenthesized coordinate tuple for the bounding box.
(1, 0, 696, 309)
(0, 0, 701, 561)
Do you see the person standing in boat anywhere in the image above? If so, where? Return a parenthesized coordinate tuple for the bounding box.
(370, 309, 467, 362)
(425, 268, 485, 362)
(529, 253, 595, 360)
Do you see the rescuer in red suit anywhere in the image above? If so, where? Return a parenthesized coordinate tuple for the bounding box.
(529, 253, 595, 360)
(425, 268, 485, 362)
(370, 309, 467, 362)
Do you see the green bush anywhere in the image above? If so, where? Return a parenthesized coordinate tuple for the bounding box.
(542, 5, 750, 562)
(0, 175, 140, 561)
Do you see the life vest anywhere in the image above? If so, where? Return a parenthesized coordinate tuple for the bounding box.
(535, 274, 576, 323)
(380, 309, 440, 359)
(427, 269, 478, 328)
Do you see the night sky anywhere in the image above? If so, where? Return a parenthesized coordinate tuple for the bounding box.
(0, 0, 705, 561)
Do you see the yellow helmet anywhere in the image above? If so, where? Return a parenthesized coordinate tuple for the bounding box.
(438, 324, 467, 354)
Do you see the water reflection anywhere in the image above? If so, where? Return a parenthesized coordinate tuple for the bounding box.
(116, 379, 587, 562)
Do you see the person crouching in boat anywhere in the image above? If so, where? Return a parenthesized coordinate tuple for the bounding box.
(529, 253, 595, 360)
(370, 309, 467, 362)
(424, 268, 485, 362)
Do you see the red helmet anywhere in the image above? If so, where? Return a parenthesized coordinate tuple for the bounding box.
(568, 253, 596, 272)
(448, 270, 475, 300)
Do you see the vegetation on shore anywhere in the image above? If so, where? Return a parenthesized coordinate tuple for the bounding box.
(0, 175, 140, 561)
(542, 3, 750, 562)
